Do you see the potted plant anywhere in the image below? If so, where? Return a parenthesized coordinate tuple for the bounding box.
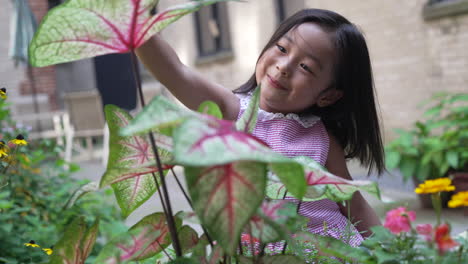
(385, 92, 468, 208)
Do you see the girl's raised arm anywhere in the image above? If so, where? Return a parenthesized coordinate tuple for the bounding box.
(135, 34, 240, 120)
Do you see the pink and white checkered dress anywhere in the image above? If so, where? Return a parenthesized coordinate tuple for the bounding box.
(236, 92, 364, 247)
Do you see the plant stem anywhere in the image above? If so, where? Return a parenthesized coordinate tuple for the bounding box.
(156, 240, 173, 261)
(248, 224, 256, 259)
(171, 167, 214, 247)
(431, 192, 442, 226)
(151, 170, 169, 220)
(457, 245, 464, 264)
(238, 240, 244, 256)
(130, 51, 182, 257)
(171, 168, 192, 207)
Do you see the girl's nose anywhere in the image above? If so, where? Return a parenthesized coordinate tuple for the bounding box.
(276, 59, 290, 76)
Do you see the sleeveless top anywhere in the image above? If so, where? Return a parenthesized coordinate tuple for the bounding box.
(236, 92, 364, 248)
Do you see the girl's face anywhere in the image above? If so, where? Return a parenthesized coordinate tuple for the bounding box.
(255, 22, 340, 114)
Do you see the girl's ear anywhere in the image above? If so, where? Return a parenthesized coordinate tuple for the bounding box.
(317, 89, 343, 107)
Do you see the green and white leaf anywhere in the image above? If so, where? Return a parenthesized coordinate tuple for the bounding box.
(185, 161, 267, 254)
(102, 104, 173, 218)
(235, 86, 260, 133)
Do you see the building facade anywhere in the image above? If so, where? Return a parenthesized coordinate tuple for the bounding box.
(158, 0, 468, 140)
(1, 0, 467, 141)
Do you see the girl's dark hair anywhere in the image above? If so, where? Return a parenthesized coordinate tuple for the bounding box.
(234, 9, 385, 175)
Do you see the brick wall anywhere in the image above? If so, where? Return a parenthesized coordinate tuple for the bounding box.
(158, 0, 468, 142)
(303, 0, 468, 140)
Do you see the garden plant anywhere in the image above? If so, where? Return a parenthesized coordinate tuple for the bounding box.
(5, 0, 466, 263)
(0, 89, 128, 264)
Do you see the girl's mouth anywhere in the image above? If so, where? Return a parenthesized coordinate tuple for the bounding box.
(267, 75, 287, 91)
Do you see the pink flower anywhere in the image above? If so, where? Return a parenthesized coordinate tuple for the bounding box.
(383, 207, 416, 234)
(416, 223, 433, 242)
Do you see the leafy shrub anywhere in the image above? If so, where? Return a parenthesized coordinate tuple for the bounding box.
(0, 98, 127, 264)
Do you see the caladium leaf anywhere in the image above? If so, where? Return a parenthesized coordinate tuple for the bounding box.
(175, 211, 201, 225)
(127, 212, 182, 260)
(198, 100, 223, 119)
(49, 217, 99, 264)
(104, 166, 172, 218)
(29, 0, 236, 67)
(178, 225, 199, 255)
(249, 200, 308, 244)
(269, 162, 306, 199)
(235, 86, 260, 133)
(184, 161, 267, 254)
(63, 181, 99, 209)
(174, 118, 292, 166)
(81, 218, 100, 260)
(104, 104, 173, 169)
(120, 95, 201, 137)
(192, 234, 210, 258)
(94, 226, 160, 263)
(102, 104, 173, 218)
(297, 156, 381, 202)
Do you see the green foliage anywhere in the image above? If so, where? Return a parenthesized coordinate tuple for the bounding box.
(49, 217, 99, 264)
(385, 92, 468, 182)
(23, 0, 385, 262)
(0, 102, 127, 264)
(197, 100, 223, 119)
(0, 147, 126, 264)
(29, 0, 237, 67)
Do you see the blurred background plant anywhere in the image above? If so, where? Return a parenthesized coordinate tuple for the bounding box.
(385, 92, 468, 183)
(316, 177, 468, 264)
(0, 94, 127, 264)
(385, 92, 468, 208)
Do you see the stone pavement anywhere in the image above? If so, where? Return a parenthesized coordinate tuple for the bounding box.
(73, 160, 468, 236)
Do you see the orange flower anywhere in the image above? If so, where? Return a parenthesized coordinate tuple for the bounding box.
(241, 233, 260, 244)
(435, 223, 459, 255)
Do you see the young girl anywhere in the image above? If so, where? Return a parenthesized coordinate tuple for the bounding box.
(136, 8, 384, 246)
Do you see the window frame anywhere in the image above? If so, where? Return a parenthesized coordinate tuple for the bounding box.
(423, 0, 468, 20)
(193, 3, 233, 63)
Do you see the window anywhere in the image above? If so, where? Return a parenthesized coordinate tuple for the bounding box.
(194, 3, 232, 58)
(275, 0, 304, 24)
(423, 0, 468, 20)
(428, 0, 450, 3)
(48, 0, 62, 9)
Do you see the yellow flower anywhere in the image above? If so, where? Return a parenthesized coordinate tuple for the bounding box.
(0, 88, 6, 100)
(24, 240, 40, 248)
(42, 247, 53, 255)
(0, 141, 8, 158)
(0, 148, 7, 158)
(10, 134, 27, 146)
(415, 177, 455, 194)
(448, 191, 468, 208)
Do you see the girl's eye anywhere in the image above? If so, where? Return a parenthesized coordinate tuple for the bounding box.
(300, 63, 313, 73)
(276, 44, 286, 53)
